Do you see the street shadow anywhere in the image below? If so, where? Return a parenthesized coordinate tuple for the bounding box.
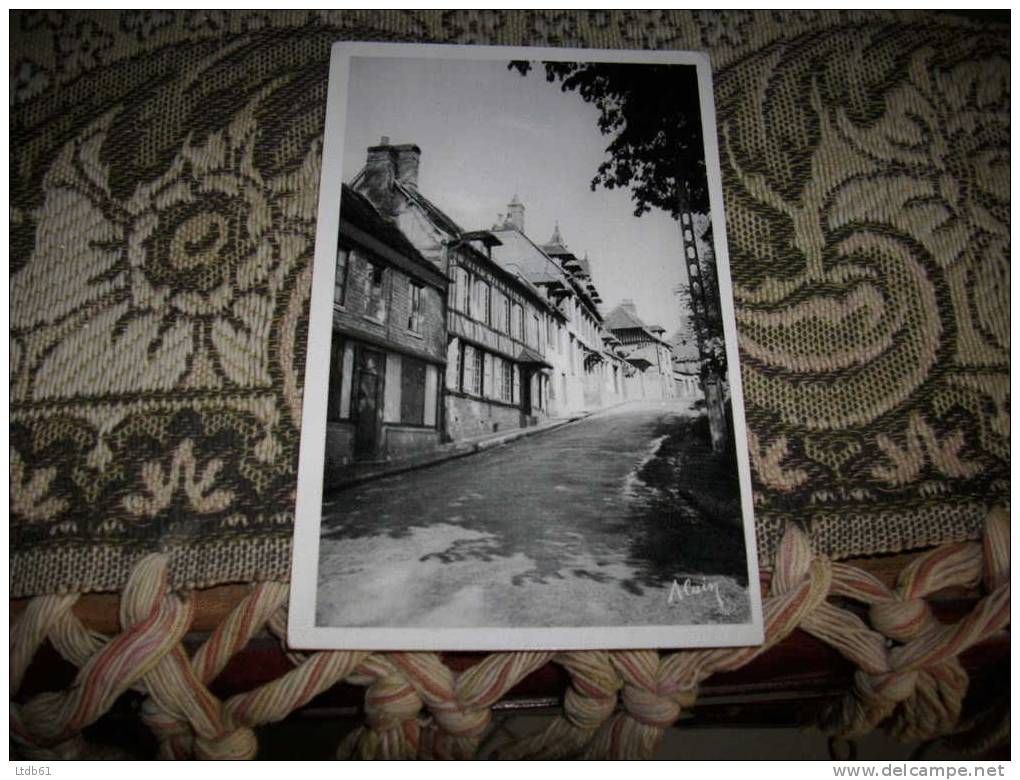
(319, 426, 638, 583)
(418, 535, 504, 564)
(319, 404, 748, 597)
(622, 413, 749, 589)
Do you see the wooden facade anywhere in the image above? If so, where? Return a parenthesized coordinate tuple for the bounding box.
(323, 185, 449, 483)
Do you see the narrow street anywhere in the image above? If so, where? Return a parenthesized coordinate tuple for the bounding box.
(316, 399, 750, 628)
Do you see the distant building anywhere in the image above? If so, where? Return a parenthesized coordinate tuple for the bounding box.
(604, 300, 677, 400)
(324, 184, 449, 481)
(351, 140, 559, 440)
(490, 206, 629, 414)
(540, 225, 630, 411)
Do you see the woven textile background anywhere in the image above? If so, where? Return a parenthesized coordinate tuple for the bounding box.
(10, 10, 1010, 598)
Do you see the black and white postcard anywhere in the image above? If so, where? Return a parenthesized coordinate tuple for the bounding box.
(289, 43, 763, 650)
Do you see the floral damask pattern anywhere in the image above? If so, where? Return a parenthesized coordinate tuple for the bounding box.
(121, 10, 173, 42)
(9, 60, 49, 106)
(9, 10, 1010, 596)
(9, 448, 68, 523)
(832, 49, 1010, 364)
(55, 19, 114, 74)
(713, 21, 1009, 544)
(122, 439, 234, 518)
(10, 16, 331, 594)
(692, 10, 754, 48)
(11, 100, 316, 398)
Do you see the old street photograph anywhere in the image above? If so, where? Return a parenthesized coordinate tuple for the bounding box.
(310, 49, 755, 634)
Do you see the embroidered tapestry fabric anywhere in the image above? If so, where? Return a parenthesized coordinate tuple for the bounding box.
(10, 10, 1010, 598)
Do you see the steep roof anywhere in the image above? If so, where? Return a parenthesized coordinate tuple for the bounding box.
(603, 304, 647, 331)
(395, 180, 463, 238)
(488, 227, 574, 319)
(398, 197, 559, 315)
(574, 254, 593, 277)
(490, 228, 567, 285)
(530, 223, 607, 315)
(542, 223, 569, 256)
(349, 162, 464, 239)
(604, 302, 676, 349)
(340, 184, 432, 270)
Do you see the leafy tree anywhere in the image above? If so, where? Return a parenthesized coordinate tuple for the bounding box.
(509, 60, 708, 217)
(513, 59, 729, 449)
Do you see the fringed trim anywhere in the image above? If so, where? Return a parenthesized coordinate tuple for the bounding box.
(9, 508, 1010, 759)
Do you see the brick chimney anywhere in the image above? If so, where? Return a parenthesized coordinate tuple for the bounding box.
(361, 137, 398, 215)
(393, 144, 421, 189)
(620, 299, 638, 317)
(506, 194, 525, 232)
(360, 138, 421, 215)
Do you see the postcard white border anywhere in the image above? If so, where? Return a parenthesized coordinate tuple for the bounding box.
(288, 41, 764, 651)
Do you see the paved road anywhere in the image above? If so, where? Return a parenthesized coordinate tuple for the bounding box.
(316, 399, 749, 628)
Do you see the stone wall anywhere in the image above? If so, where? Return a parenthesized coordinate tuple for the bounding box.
(382, 425, 441, 459)
(445, 393, 524, 440)
(324, 422, 356, 488)
(324, 420, 442, 490)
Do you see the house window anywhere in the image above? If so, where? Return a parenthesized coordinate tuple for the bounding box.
(400, 356, 426, 425)
(407, 282, 423, 333)
(483, 352, 494, 398)
(364, 258, 386, 321)
(492, 356, 503, 401)
(334, 247, 350, 306)
(327, 336, 344, 421)
(501, 360, 514, 403)
(471, 347, 484, 395)
(461, 345, 474, 394)
(512, 304, 524, 340)
(532, 314, 540, 349)
(462, 344, 483, 396)
(473, 279, 490, 325)
(502, 295, 511, 334)
(457, 267, 471, 314)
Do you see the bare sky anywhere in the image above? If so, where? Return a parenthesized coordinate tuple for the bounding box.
(341, 55, 699, 334)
